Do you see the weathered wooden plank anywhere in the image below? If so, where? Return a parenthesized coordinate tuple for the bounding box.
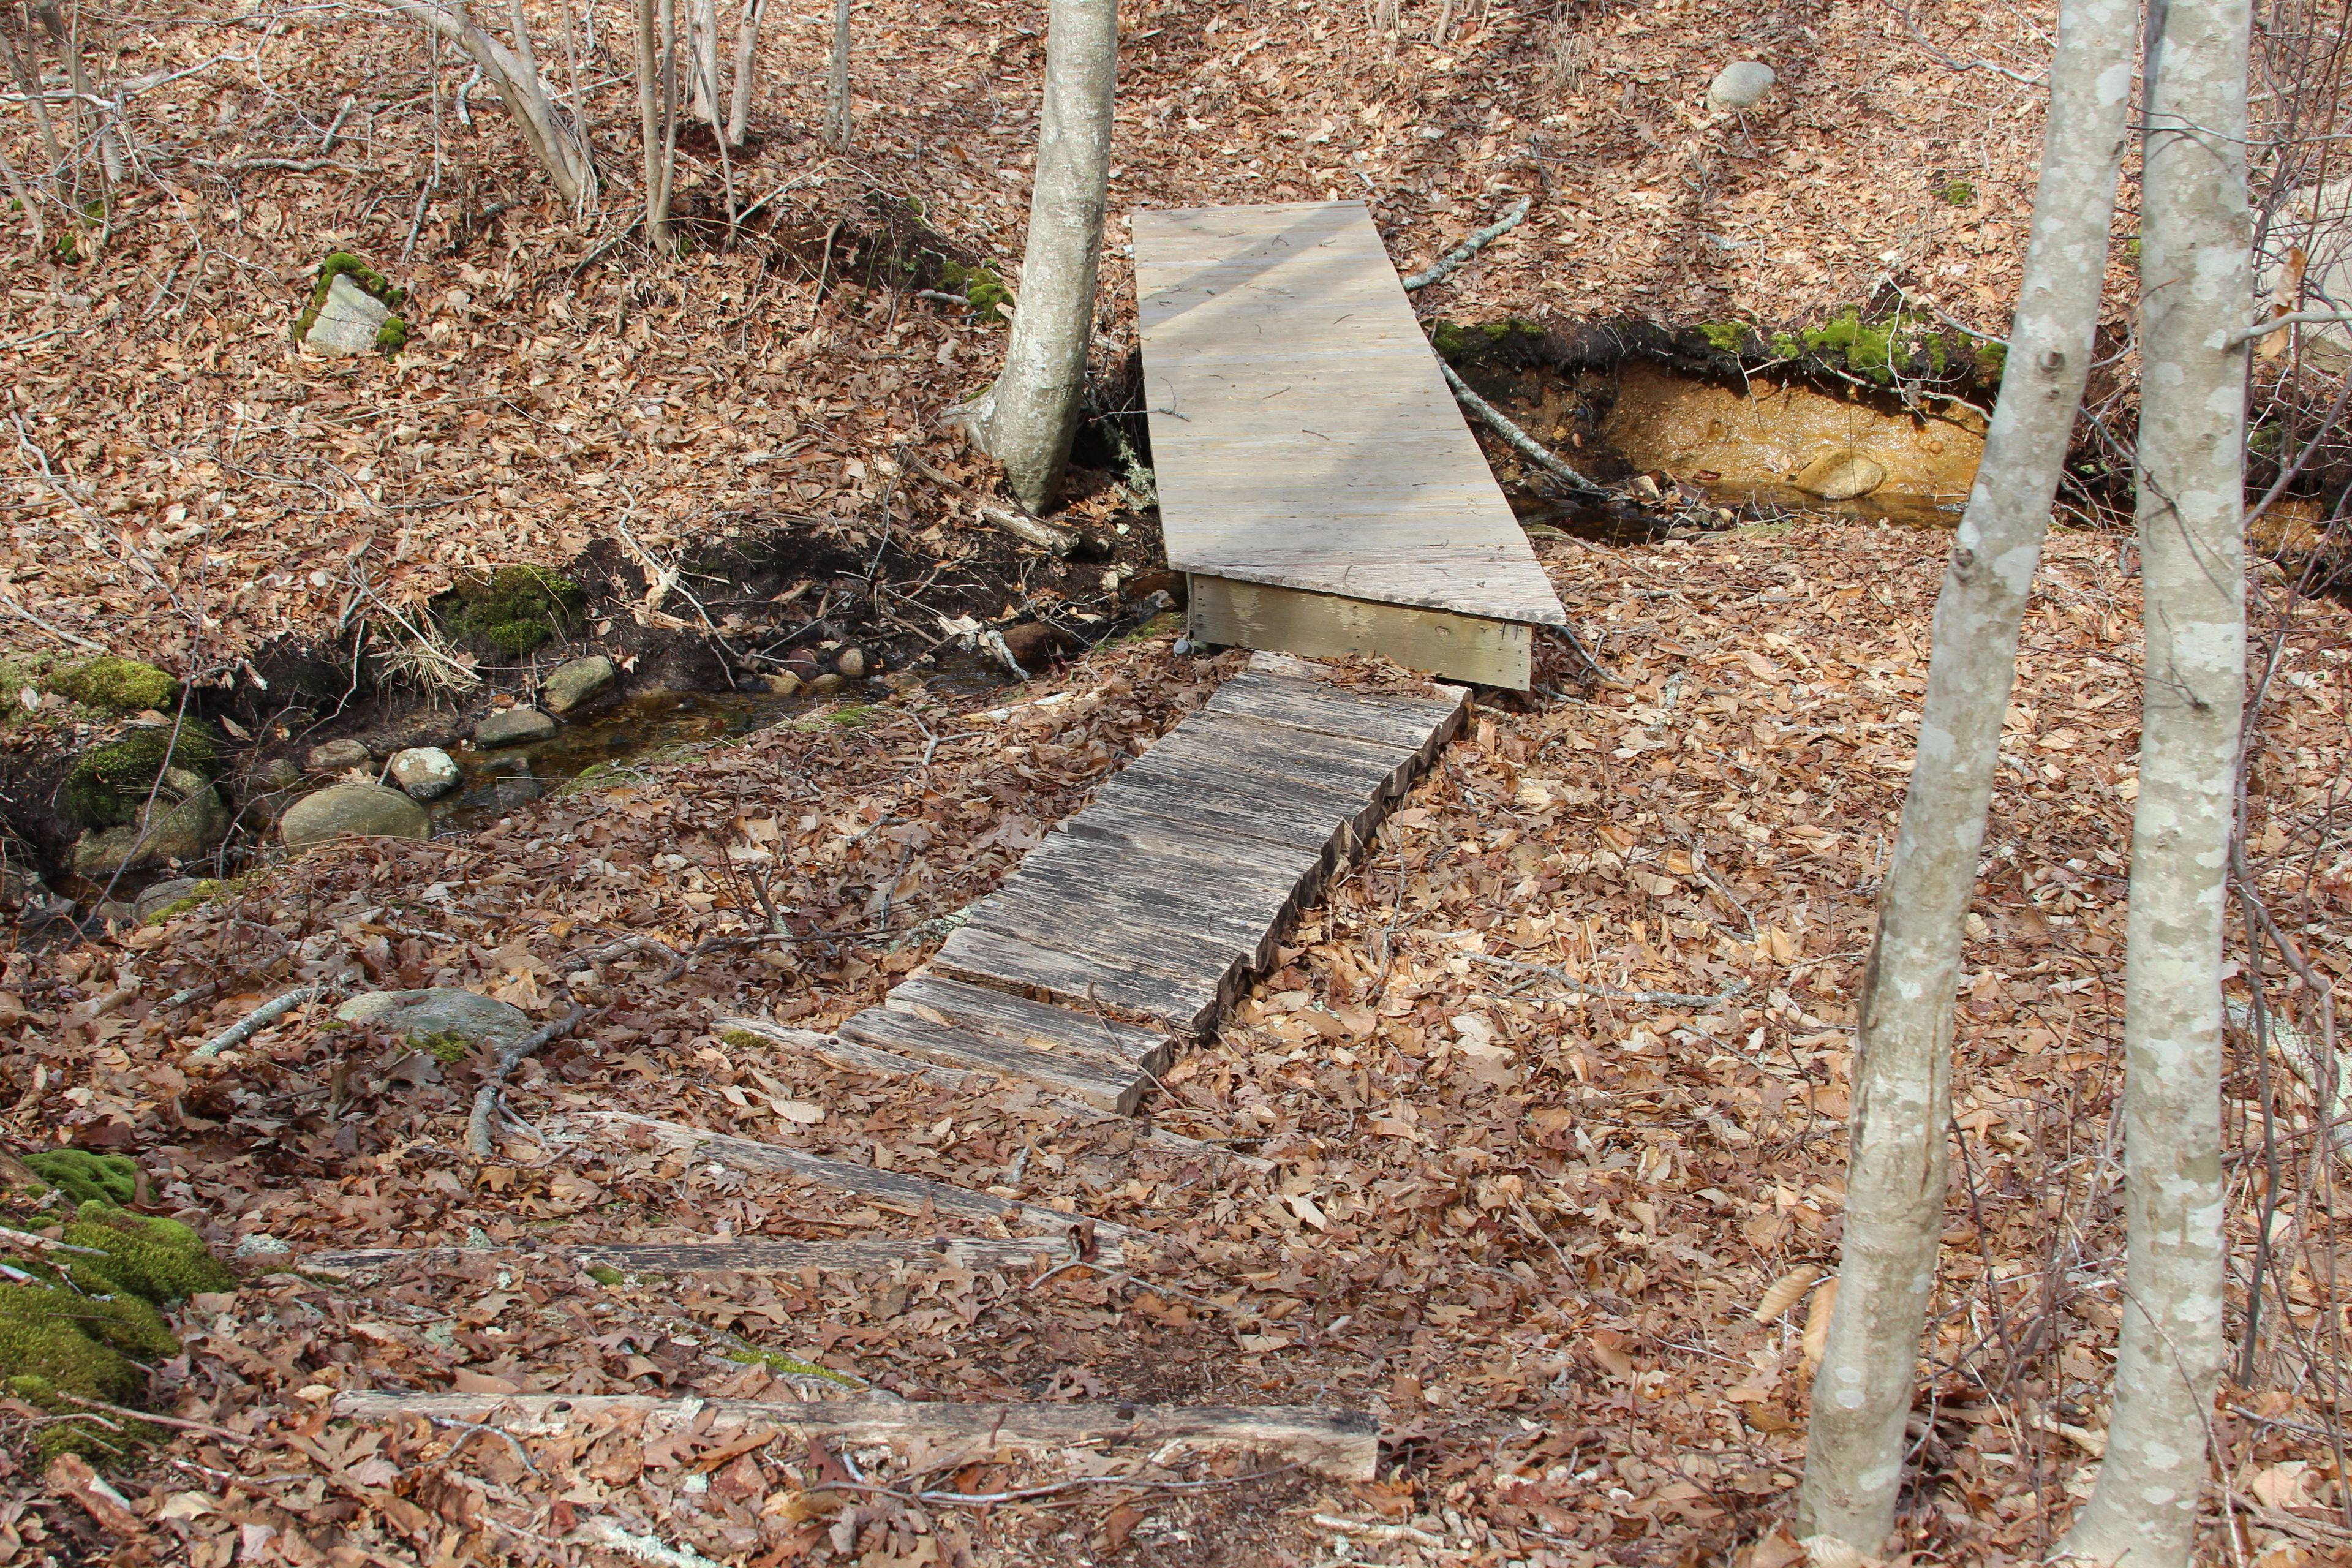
(1191, 576, 1536, 690)
(954, 900, 1255, 1010)
(715, 1016, 1255, 1164)
(839, 1006, 1150, 1115)
(591, 1112, 1128, 1257)
(1202, 671, 1469, 760)
(306, 1234, 1084, 1280)
(884, 974, 1174, 1070)
(984, 848, 1295, 974)
(929, 922, 1228, 1036)
(1133, 199, 1568, 649)
(1135, 710, 1427, 802)
(1050, 807, 1332, 891)
(331, 1392, 1381, 1480)
(1117, 735, 1394, 845)
(1086, 761, 1364, 862)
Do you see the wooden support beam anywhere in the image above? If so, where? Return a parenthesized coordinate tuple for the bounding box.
(1190, 575, 1535, 690)
(331, 1391, 1382, 1480)
(306, 1234, 1085, 1280)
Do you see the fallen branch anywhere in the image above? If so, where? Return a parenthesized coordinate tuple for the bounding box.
(818, 1460, 1305, 1509)
(467, 1004, 589, 1158)
(1437, 360, 1613, 498)
(53, 1392, 247, 1443)
(575, 1518, 729, 1568)
(186, 985, 325, 1061)
(1464, 952, 1747, 1009)
(0, 1226, 108, 1259)
(1401, 194, 1531, 290)
(977, 500, 1080, 557)
(0, 592, 110, 654)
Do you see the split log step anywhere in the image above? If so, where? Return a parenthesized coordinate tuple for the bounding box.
(331, 1391, 1380, 1480)
(716, 1015, 1261, 1168)
(839, 1005, 1150, 1115)
(305, 1234, 1091, 1280)
(592, 1113, 1128, 1265)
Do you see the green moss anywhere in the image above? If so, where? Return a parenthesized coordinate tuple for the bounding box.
(292, 251, 408, 342)
(60, 721, 225, 830)
(586, 1265, 627, 1286)
(1975, 339, 2008, 383)
(718, 1030, 766, 1052)
(440, 566, 586, 658)
(43, 657, 178, 714)
(935, 258, 1012, 320)
(1428, 318, 1470, 360)
(1769, 332, 1800, 359)
(22, 1153, 138, 1208)
(61, 1205, 235, 1303)
(416, 1030, 473, 1066)
(375, 315, 409, 354)
(1696, 321, 1750, 354)
(829, 705, 879, 728)
(145, 879, 224, 926)
(1941, 178, 1976, 205)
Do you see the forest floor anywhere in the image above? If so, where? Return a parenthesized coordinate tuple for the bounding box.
(4, 524, 2349, 1567)
(6, 0, 2351, 1564)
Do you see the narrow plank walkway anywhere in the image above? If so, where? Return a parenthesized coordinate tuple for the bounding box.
(1132, 200, 1568, 688)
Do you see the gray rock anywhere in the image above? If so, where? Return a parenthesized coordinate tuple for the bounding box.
(540, 654, 616, 715)
(279, 782, 431, 848)
(389, 745, 461, 800)
(336, 987, 534, 1054)
(1708, 61, 1777, 110)
(1793, 450, 1888, 501)
(807, 673, 848, 696)
(763, 671, 804, 697)
(304, 273, 393, 356)
(248, 756, 303, 793)
(72, 769, 228, 876)
(233, 1232, 292, 1260)
(475, 707, 557, 747)
(134, 876, 208, 922)
(307, 738, 373, 773)
(834, 646, 867, 680)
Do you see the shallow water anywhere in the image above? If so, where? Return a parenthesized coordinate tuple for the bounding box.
(430, 651, 1010, 832)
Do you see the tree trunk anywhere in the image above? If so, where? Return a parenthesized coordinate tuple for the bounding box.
(1792, 0, 2139, 1550)
(388, 0, 593, 206)
(633, 0, 673, 249)
(968, 0, 1117, 514)
(826, 0, 850, 148)
(686, 0, 720, 127)
(2059, 0, 2250, 1558)
(726, 0, 764, 146)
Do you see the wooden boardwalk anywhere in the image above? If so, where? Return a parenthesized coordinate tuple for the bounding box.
(1131, 201, 1567, 688)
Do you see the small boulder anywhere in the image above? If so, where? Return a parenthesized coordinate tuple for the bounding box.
(541, 654, 616, 715)
(71, 770, 227, 876)
(834, 646, 867, 680)
(134, 876, 209, 923)
(307, 738, 373, 774)
(763, 670, 804, 698)
(806, 673, 849, 696)
(388, 746, 461, 800)
(304, 273, 394, 356)
(1793, 450, 1888, 501)
(335, 987, 534, 1054)
(279, 782, 430, 848)
(43, 657, 178, 714)
(475, 707, 557, 747)
(247, 756, 303, 793)
(1708, 61, 1777, 111)
(494, 775, 542, 810)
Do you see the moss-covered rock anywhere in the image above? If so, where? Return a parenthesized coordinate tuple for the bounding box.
(439, 566, 586, 657)
(935, 258, 1012, 320)
(60, 1204, 235, 1303)
(61, 722, 225, 829)
(293, 251, 407, 342)
(43, 657, 178, 715)
(0, 1201, 228, 1464)
(22, 1152, 138, 1208)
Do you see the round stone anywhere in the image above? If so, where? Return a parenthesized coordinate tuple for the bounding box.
(335, 987, 534, 1053)
(1708, 61, 1777, 110)
(307, 738, 373, 773)
(475, 707, 558, 747)
(279, 782, 431, 848)
(389, 746, 461, 800)
(541, 655, 617, 715)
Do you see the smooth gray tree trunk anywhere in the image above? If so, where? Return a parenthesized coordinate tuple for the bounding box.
(388, 0, 595, 206)
(2060, 0, 2250, 1558)
(966, 0, 1117, 513)
(632, 0, 674, 249)
(726, 0, 765, 146)
(1793, 0, 2139, 1550)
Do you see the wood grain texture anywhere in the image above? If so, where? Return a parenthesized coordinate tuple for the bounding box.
(305, 1235, 1082, 1278)
(591, 1112, 1128, 1258)
(929, 920, 1231, 1036)
(887, 974, 1174, 1070)
(1192, 576, 1535, 690)
(331, 1392, 1381, 1479)
(1132, 201, 1566, 643)
(840, 1005, 1150, 1115)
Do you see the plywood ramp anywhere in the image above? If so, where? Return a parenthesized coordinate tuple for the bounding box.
(1131, 200, 1567, 688)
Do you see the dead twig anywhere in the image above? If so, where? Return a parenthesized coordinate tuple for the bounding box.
(467, 1003, 590, 1157)
(186, 985, 326, 1062)
(1401, 194, 1530, 290)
